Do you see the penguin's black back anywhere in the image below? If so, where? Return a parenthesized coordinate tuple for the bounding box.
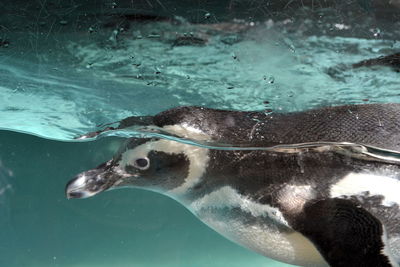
(154, 103, 400, 151)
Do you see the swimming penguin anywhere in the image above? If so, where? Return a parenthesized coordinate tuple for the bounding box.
(66, 103, 400, 267)
(327, 52, 400, 79)
(352, 52, 400, 72)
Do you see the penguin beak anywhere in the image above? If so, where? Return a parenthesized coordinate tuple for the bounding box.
(65, 160, 122, 199)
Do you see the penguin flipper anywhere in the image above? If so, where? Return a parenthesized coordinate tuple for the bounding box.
(75, 115, 154, 139)
(293, 198, 393, 267)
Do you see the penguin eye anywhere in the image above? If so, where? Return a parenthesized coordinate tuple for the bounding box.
(134, 157, 149, 170)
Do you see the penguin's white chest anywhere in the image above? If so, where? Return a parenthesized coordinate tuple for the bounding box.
(188, 186, 327, 267)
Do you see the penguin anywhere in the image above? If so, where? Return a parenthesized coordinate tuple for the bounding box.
(327, 52, 400, 79)
(66, 103, 400, 267)
(352, 52, 400, 72)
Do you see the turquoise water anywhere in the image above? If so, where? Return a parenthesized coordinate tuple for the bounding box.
(1, 1, 399, 266)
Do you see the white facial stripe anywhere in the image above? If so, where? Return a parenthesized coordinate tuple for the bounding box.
(278, 184, 315, 214)
(167, 142, 209, 195)
(161, 123, 211, 195)
(190, 186, 290, 227)
(120, 138, 209, 196)
(330, 172, 400, 206)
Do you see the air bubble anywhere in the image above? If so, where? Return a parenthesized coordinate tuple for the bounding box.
(263, 75, 275, 84)
(371, 28, 381, 38)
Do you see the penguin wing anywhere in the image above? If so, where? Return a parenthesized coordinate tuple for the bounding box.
(292, 198, 394, 267)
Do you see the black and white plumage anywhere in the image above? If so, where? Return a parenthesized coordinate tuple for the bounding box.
(66, 103, 400, 267)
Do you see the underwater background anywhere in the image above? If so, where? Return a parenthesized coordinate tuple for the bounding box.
(0, 0, 399, 266)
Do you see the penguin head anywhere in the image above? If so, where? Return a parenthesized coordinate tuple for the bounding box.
(66, 138, 209, 200)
